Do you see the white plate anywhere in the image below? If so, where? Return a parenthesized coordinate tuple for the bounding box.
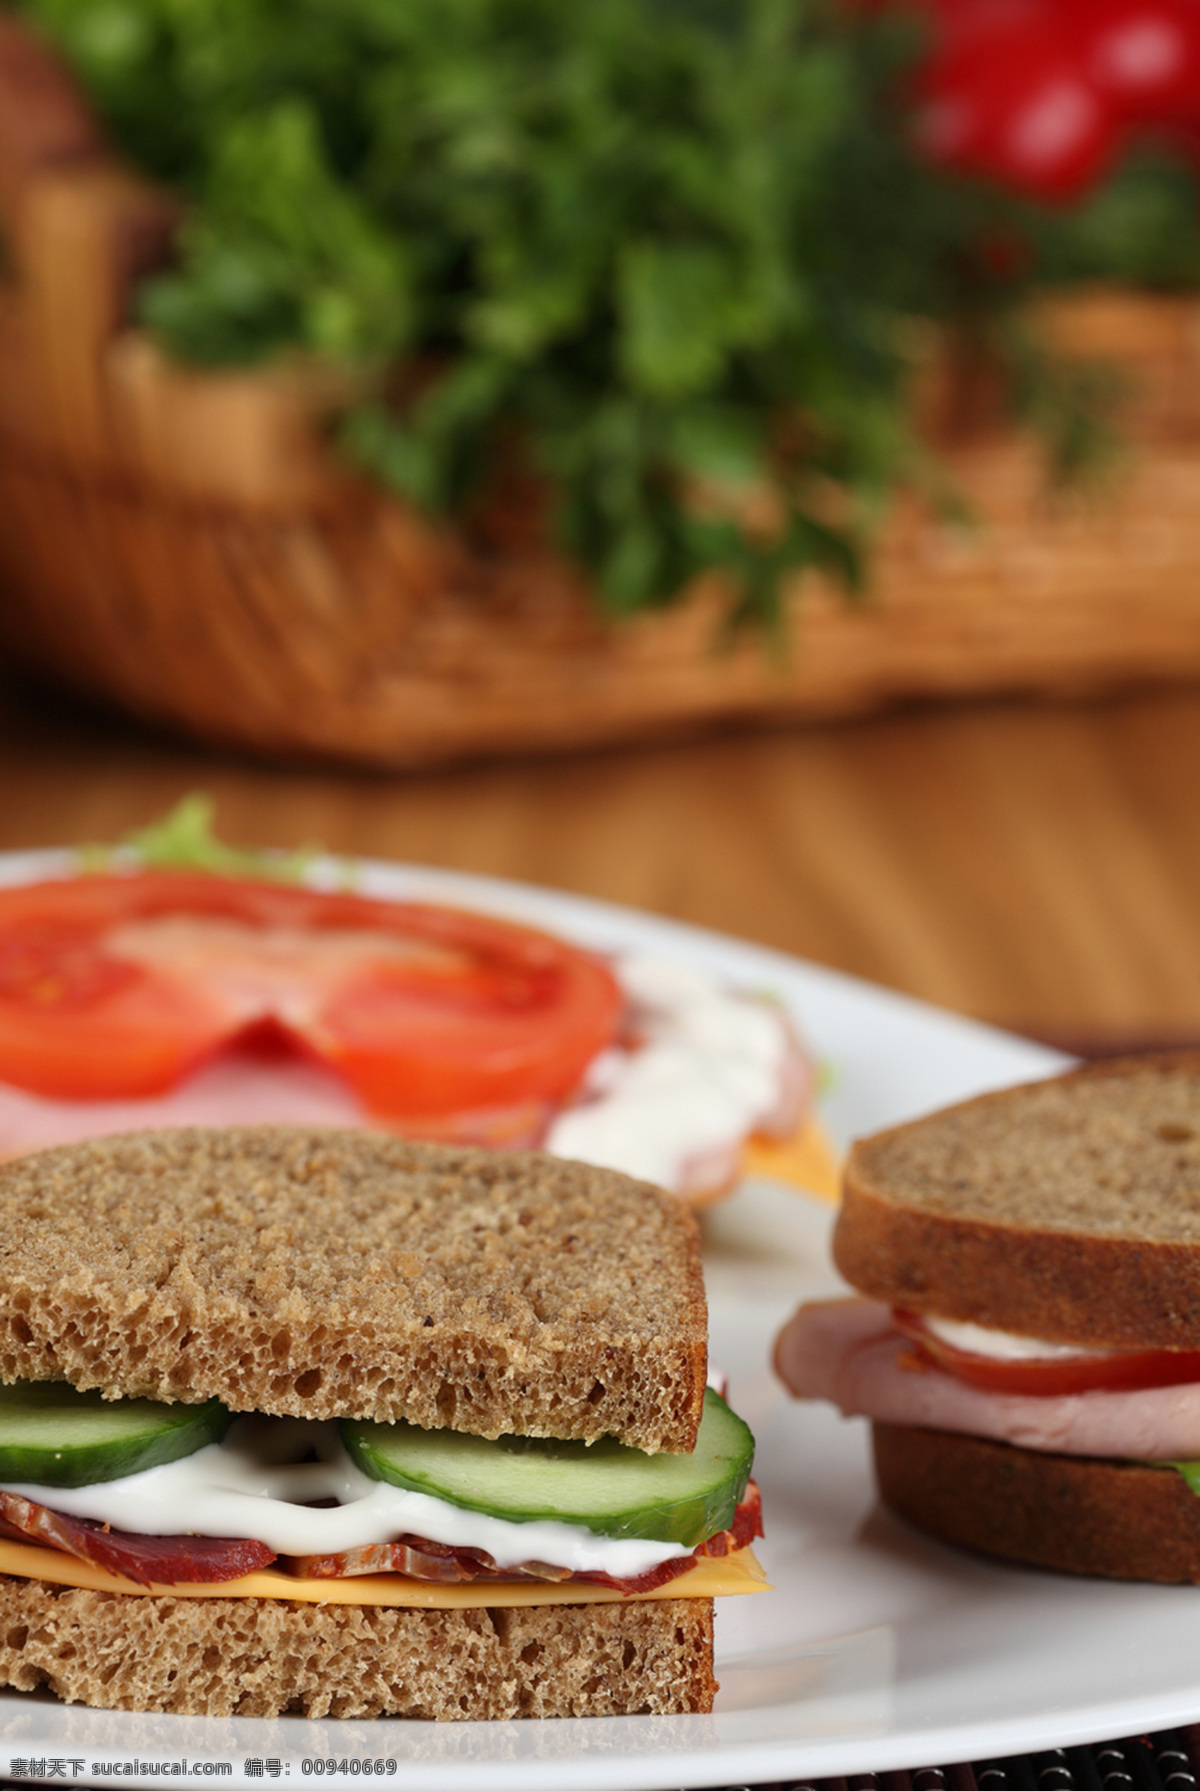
(2, 852, 1182, 1791)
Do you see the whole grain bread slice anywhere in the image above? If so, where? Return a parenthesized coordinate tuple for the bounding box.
(0, 1127, 706, 1452)
(836, 1053, 1200, 1349)
(0, 1579, 717, 1718)
(873, 1421, 1200, 1584)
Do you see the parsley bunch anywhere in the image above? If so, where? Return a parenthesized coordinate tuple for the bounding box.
(16, 0, 1118, 623)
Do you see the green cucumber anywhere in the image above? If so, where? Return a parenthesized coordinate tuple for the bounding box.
(0, 1381, 231, 1487)
(342, 1387, 753, 1546)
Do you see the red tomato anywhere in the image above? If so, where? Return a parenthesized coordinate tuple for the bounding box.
(1052, 0, 1200, 123)
(0, 873, 623, 1119)
(894, 1309, 1200, 1394)
(1162, 112, 1200, 159)
(913, 9, 1121, 199)
(929, 0, 1061, 48)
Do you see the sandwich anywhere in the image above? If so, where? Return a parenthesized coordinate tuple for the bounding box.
(774, 1053, 1200, 1583)
(0, 1125, 765, 1718)
(0, 797, 833, 1203)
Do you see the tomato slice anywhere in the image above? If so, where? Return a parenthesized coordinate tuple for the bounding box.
(912, 9, 1119, 204)
(894, 1310, 1200, 1396)
(0, 873, 623, 1118)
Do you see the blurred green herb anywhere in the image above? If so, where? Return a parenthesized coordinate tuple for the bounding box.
(1033, 149, 1200, 293)
(17, 0, 1144, 625)
(79, 793, 323, 881)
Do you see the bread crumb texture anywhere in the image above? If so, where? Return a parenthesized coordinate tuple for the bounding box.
(851, 1054, 1200, 1239)
(0, 1578, 716, 1718)
(873, 1421, 1200, 1584)
(0, 1128, 706, 1451)
(837, 1054, 1200, 1347)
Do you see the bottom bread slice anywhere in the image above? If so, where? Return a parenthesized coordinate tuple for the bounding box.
(874, 1420, 1200, 1583)
(0, 1577, 717, 1719)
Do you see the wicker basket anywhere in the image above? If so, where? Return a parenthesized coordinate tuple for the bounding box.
(1, 16, 1200, 769)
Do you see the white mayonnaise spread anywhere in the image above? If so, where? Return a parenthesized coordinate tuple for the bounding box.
(923, 1314, 1112, 1362)
(0, 1416, 689, 1577)
(546, 953, 792, 1190)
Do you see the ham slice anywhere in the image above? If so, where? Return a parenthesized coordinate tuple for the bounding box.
(0, 1491, 276, 1586)
(775, 1297, 1200, 1462)
(0, 1048, 368, 1157)
(0, 1025, 806, 1199)
(0, 1047, 550, 1159)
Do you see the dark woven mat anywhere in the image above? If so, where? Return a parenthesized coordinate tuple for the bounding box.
(645, 1728, 1200, 1791)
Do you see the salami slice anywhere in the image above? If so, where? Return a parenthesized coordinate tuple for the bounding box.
(0, 1483, 761, 1593)
(286, 1483, 764, 1591)
(0, 1490, 276, 1587)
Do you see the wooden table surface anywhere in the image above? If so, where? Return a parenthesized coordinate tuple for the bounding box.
(4, 668, 1200, 1051)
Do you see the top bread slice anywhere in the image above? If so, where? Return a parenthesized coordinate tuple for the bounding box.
(0, 1127, 707, 1453)
(835, 1053, 1200, 1351)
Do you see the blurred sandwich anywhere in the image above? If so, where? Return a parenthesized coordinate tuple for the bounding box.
(0, 849, 830, 1205)
(775, 1055, 1200, 1582)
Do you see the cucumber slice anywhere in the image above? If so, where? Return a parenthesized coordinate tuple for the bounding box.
(342, 1387, 753, 1545)
(0, 1382, 231, 1487)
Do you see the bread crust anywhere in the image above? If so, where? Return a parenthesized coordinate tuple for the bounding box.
(0, 1127, 707, 1452)
(873, 1421, 1200, 1582)
(0, 1576, 716, 1718)
(837, 1053, 1200, 1349)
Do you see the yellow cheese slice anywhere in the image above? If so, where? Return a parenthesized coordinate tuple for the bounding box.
(0, 1538, 768, 1606)
(742, 1115, 840, 1202)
